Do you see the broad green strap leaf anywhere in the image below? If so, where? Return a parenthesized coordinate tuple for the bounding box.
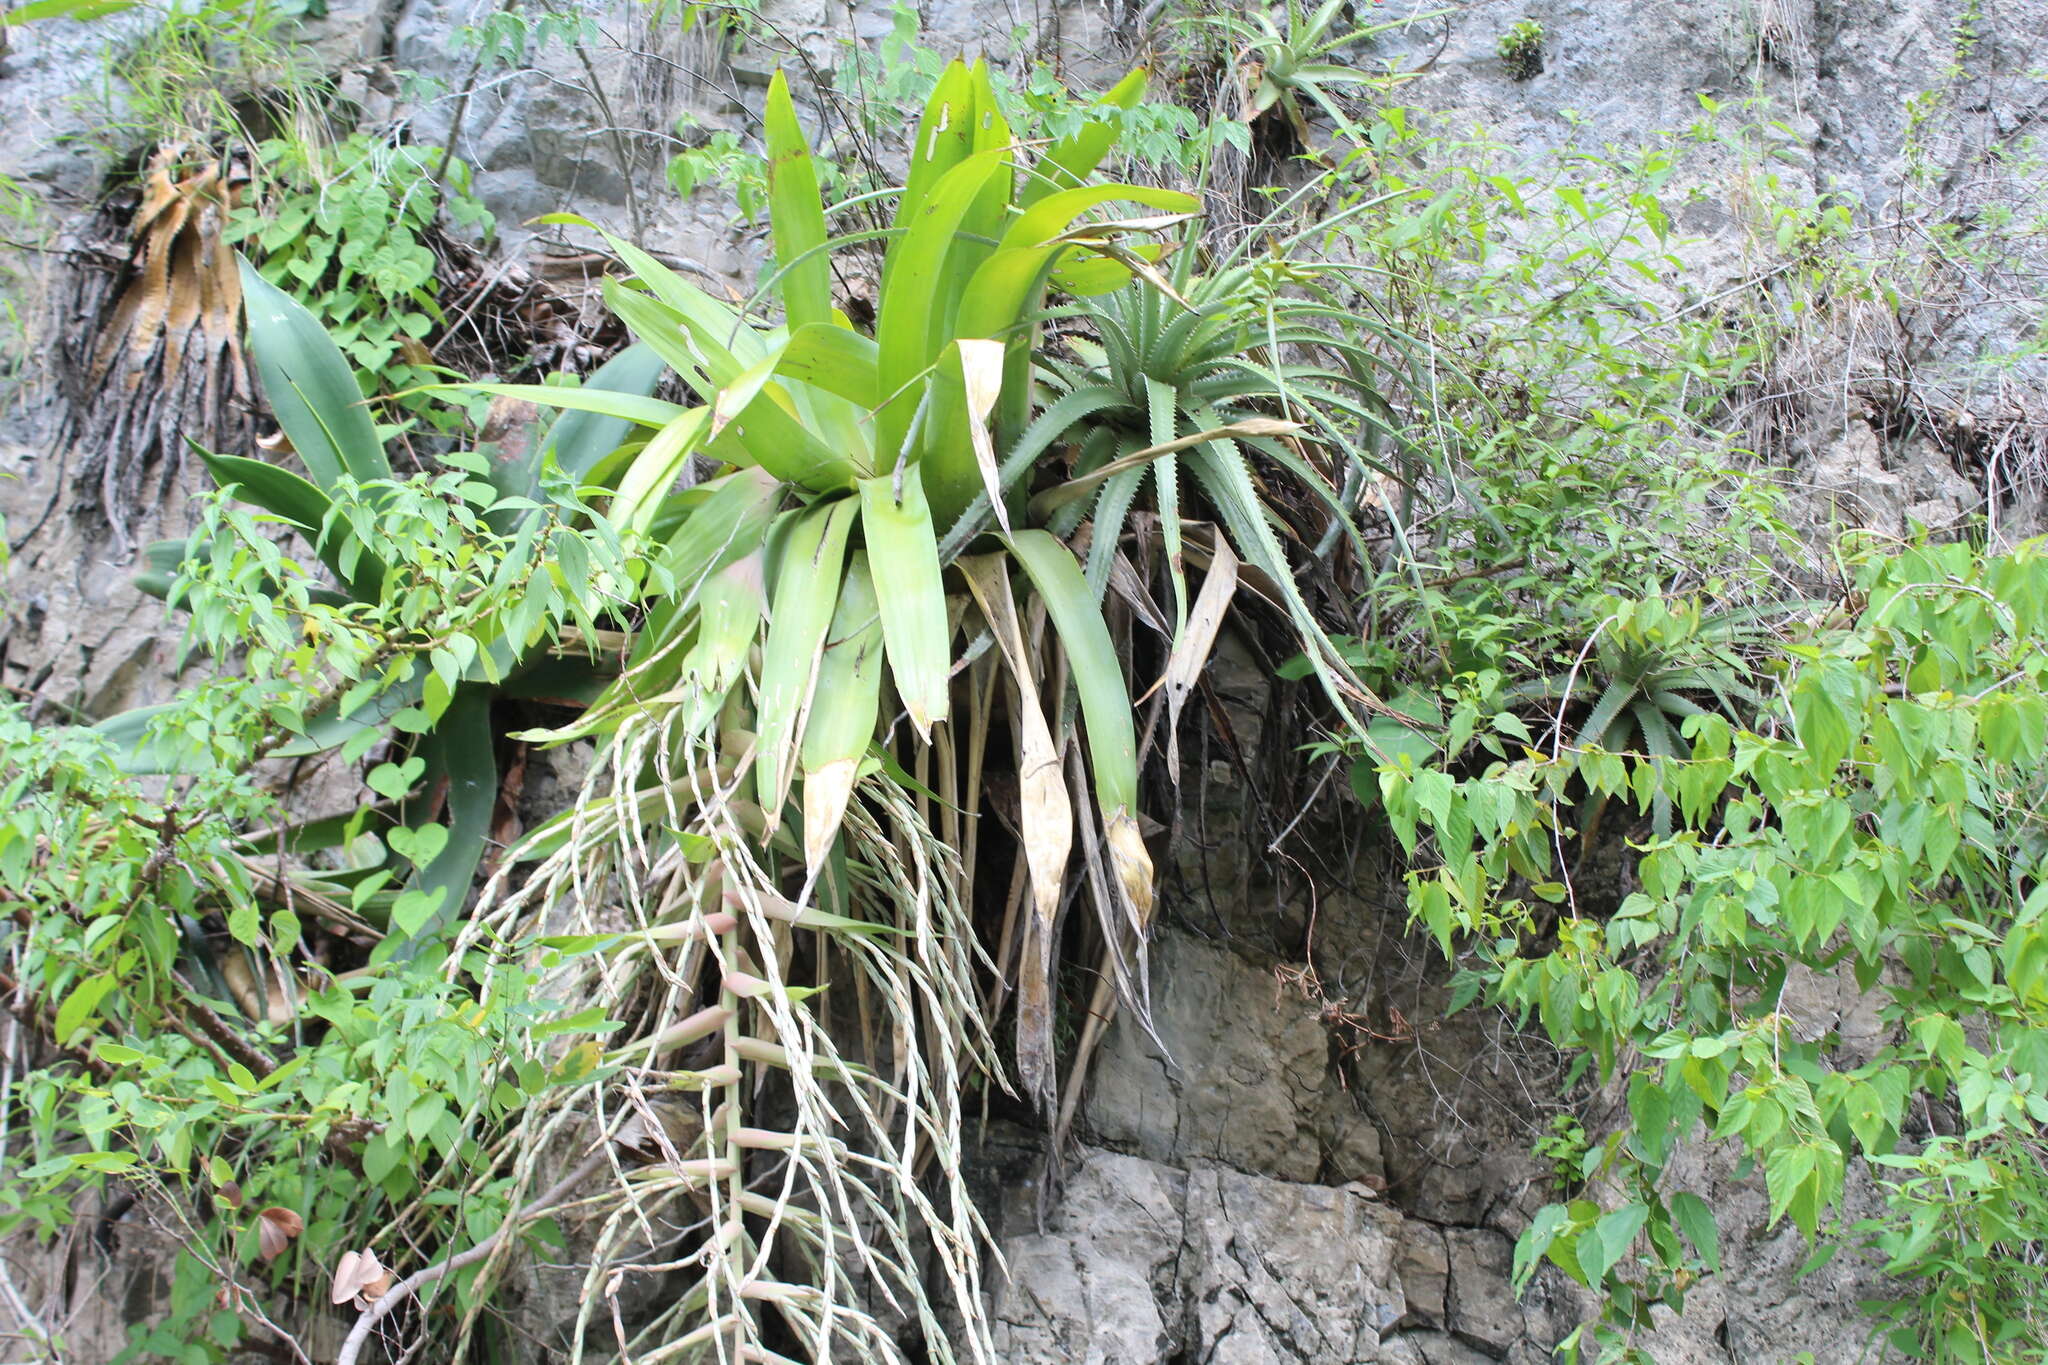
(895, 62, 978, 253)
(92, 703, 212, 775)
(799, 552, 885, 873)
(1001, 529, 1138, 816)
(777, 323, 880, 409)
(858, 474, 951, 738)
(1004, 527, 1157, 961)
(765, 72, 832, 331)
(711, 380, 870, 488)
(597, 232, 768, 367)
(494, 342, 668, 507)
(133, 536, 194, 603)
(755, 497, 859, 824)
(611, 285, 866, 489)
(941, 60, 1015, 344)
(1002, 184, 1198, 253)
(957, 552, 1071, 1111)
(690, 550, 769, 698)
(464, 381, 689, 430)
(390, 686, 497, 952)
(636, 467, 784, 662)
(613, 408, 713, 545)
(602, 281, 725, 391)
(876, 148, 1012, 464)
(197, 451, 329, 533)
(238, 258, 388, 489)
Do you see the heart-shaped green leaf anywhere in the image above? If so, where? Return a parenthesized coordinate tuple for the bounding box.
(366, 756, 426, 801)
(387, 823, 450, 869)
(390, 888, 444, 938)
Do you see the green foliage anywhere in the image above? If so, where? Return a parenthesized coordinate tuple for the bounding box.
(1195, 0, 1428, 147)
(1535, 1111, 1593, 1191)
(1377, 537, 2048, 1363)
(93, 0, 319, 147)
(1498, 18, 1545, 80)
(451, 0, 594, 69)
(108, 265, 644, 945)
(452, 54, 1422, 1358)
(835, 3, 1208, 178)
(229, 135, 496, 437)
(0, 431, 631, 1361)
(665, 117, 770, 219)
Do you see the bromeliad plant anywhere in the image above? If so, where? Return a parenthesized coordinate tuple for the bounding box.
(1199, 0, 1432, 151)
(465, 58, 1405, 1360)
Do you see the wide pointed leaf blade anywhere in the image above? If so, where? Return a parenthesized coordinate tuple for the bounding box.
(755, 497, 859, 825)
(238, 258, 388, 489)
(858, 474, 952, 739)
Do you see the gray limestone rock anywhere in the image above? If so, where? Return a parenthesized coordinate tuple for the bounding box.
(1085, 930, 1335, 1182)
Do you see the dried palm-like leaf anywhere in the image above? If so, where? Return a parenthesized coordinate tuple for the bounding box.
(958, 553, 1072, 1112)
(63, 146, 252, 552)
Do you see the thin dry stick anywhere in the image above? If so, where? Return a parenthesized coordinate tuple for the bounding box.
(334, 1149, 605, 1365)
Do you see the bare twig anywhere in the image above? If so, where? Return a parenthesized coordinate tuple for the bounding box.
(334, 1148, 605, 1365)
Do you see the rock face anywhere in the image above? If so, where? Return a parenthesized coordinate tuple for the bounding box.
(988, 1148, 1562, 1365)
(1, 0, 2044, 1360)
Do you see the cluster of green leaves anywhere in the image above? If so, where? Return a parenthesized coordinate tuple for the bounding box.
(1276, 103, 1801, 795)
(0, 477, 621, 1362)
(90, 0, 318, 148)
(665, 117, 771, 220)
(1374, 536, 2048, 1363)
(1330, 98, 1793, 618)
(663, 3, 1221, 230)
(450, 0, 594, 70)
(449, 50, 1418, 1357)
(1191, 0, 1425, 148)
(1498, 17, 1545, 80)
(106, 260, 650, 952)
(230, 135, 497, 436)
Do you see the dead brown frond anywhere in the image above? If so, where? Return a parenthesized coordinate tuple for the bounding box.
(61, 145, 254, 552)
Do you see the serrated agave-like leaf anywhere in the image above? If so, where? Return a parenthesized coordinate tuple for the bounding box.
(755, 497, 859, 826)
(858, 474, 951, 738)
(1144, 376, 1190, 642)
(1183, 410, 1378, 749)
(1573, 676, 1641, 754)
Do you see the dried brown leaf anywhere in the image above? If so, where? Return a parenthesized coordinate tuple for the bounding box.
(257, 1206, 303, 1261)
